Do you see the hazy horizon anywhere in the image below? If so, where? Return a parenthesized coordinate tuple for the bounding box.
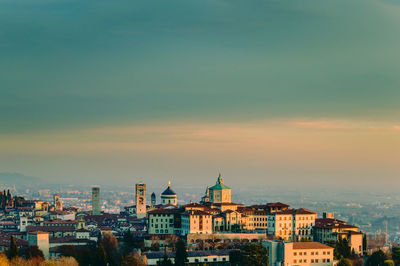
(1, 0, 399, 189)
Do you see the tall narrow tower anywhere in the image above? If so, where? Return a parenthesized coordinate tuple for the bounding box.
(151, 192, 156, 206)
(135, 183, 146, 218)
(53, 193, 63, 211)
(92, 186, 101, 215)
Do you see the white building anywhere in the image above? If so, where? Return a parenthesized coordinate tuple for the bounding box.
(268, 208, 317, 241)
(160, 182, 177, 206)
(181, 210, 213, 235)
(208, 174, 231, 204)
(147, 208, 179, 235)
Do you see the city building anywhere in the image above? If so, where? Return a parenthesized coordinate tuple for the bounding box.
(28, 231, 50, 259)
(151, 192, 156, 206)
(314, 213, 363, 255)
(263, 240, 334, 266)
(147, 208, 181, 235)
(160, 182, 177, 206)
(53, 193, 63, 211)
(267, 208, 317, 241)
(208, 174, 231, 204)
(145, 250, 232, 265)
(181, 210, 213, 235)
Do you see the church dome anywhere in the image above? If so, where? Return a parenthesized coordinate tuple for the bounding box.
(161, 182, 176, 196)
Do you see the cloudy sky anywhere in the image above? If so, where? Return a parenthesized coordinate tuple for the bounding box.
(1, 0, 399, 189)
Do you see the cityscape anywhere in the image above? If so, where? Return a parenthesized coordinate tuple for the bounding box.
(0, 173, 397, 265)
(2, 0, 400, 265)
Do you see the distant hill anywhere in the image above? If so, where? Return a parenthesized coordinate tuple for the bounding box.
(0, 172, 41, 185)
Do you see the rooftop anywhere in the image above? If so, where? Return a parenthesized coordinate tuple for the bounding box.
(292, 242, 333, 250)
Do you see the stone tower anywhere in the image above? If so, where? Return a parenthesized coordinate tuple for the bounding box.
(91, 186, 101, 215)
(151, 192, 156, 206)
(135, 183, 146, 218)
(53, 193, 63, 211)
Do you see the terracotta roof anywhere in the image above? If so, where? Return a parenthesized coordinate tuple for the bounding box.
(293, 242, 333, 250)
(270, 208, 316, 215)
(295, 208, 317, 215)
(183, 210, 211, 216)
(27, 226, 75, 233)
(314, 218, 358, 229)
(148, 208, 183, 214)
(209, 203, 243, 208)
(184, 203, 205, 208)
(267, 202, 290, 208)
(44, 219, 78, 225)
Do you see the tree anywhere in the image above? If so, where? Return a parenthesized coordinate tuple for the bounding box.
(366, 250, 387, 266)
(122, 231, 135, 256)
(363, 233, 367, 254)
(337, 258, 352, 266)
(122, 252, 147, 266)
(174, 239, 188, 266)
(95, 244, 107, 266)
(0, 253, 9, 265)
(384, 260, 395, 266)
(334, 237, 351, 259)
(392, 246, 400, 265)
(229, 250, 242, 266)
(59, 245, 77, 259)
(157, 250, 173, 266)
(7, 237, 18, 259)
(25, 245, 44, 260)
(241, 243, 269, 266)
(99, 232, 119, 265)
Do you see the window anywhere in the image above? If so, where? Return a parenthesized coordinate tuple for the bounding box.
(204, 259, 208, 262)
(294, 260, 297, 263)
(294, 252, 297, 256)
(299, 252, 302, 255)
(311, 259, 314, 263)
(195, 259, 199, 262)
(213, 258, 217, 262)
(222, 258, 226, 261)
(327, 259, 330, 262)
(311, 252, 314, 255)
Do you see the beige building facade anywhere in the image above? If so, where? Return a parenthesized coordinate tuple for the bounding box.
(263, 240, 333, 266)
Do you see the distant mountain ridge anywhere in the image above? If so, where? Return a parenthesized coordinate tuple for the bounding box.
(0, 172, 41, 185)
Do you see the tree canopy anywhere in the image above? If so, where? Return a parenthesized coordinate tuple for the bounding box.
(174, 239, 188, 266)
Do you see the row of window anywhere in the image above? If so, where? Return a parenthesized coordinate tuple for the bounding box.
(154, 229, 170, 234)
(193, 257, 227, 262)
(269, 216, 314, 221)
(294, 251, 331, 256)
(293, 259, 330, 263)
(151, 218, 174, 223)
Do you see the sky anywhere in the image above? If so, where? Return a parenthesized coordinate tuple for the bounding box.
(1, 0, 399, 189)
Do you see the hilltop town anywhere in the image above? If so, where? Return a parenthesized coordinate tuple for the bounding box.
(0, 174, 385, 265)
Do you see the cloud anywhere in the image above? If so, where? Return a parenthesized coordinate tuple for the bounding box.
(1, 0, 400, 133)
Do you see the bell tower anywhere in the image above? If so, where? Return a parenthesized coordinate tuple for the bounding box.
(135, 183, 146, 218)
